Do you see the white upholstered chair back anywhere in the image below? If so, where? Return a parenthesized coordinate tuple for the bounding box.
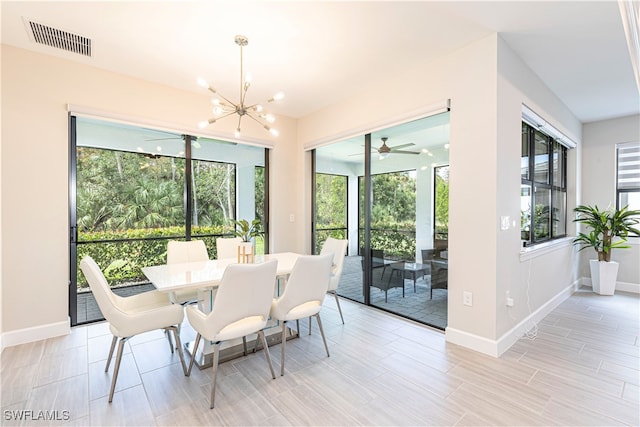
(216, 236, 242, 259)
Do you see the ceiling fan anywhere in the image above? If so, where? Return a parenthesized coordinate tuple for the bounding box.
(375, 137, 419, 158)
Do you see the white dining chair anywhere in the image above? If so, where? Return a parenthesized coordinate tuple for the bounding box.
(319, 237, 349, 324)
(215, 236, 242, 259)
(79, 256, 187, 403)
(167, 240, 209, 305)
(185, 260, 278, 409)
(270, 253, 333, 376)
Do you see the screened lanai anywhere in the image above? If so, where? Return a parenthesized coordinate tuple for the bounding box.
(313, 111, 451, 330)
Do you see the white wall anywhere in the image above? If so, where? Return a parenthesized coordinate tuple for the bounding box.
(2, 33, 591, 356)
(299, 34, 583, 355)
(0, 45, 300, 348)
(581, 115, 640, 289)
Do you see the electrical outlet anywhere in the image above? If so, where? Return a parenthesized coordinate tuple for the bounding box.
(463, 291, 473, 306)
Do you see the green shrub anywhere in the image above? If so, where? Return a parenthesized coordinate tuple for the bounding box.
(76, 226, 224, 289)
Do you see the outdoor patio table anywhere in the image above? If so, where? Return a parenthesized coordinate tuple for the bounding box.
(390, 262, 431, 292)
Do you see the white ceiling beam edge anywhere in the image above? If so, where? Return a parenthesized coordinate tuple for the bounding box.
(304, 99, 450, 151)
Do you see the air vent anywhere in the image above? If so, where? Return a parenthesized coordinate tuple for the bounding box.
(26, 19, 92, 57)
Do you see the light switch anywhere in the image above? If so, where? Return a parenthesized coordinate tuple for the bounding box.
(289, 214, 295, 222)
(501, 216, 510, 230)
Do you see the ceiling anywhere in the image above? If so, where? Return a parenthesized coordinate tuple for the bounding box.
(1, 1, 638, 125)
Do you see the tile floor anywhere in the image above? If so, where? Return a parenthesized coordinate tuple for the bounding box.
(1, 287, 638, 426)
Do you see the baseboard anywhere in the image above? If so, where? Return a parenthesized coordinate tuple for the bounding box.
(445, 326, 501, 357)
(579, 276, 640, 294)
(616, 281, 640, 293)
(495, 282, 575, 356)
(445, 282, 576, 358)
(1, 319, 70, 352)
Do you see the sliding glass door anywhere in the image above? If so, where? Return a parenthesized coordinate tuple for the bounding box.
(312, 112, 450, 329)
(69, 116, 268, 325)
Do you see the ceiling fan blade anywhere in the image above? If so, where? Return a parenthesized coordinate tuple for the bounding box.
(389, 143, 415, 150)
(144, 137, 182, 141)
(392, 150, 420, 155)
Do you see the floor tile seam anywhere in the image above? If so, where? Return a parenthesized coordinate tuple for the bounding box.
(518, 352, 625, 387)
(538, 396, 627, 426)
(528, 364, 627, 401)
(448, 362, 549, 408)
(286, 363, 379, 412)
(445, 381, 550, 424)
(28, 371, 89, 395)
(453, 358, 538, 386)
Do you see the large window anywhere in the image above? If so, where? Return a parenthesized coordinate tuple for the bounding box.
(521, 122, 567, 245)
(70, 117, 268, 325)
(616, 142, 640, 225)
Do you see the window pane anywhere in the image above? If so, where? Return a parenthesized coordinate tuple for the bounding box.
(370, 170, 416, 261)
(552, 190, 566, 237)
(552, 141, 564, 187)
(533, 186, 551, 241)
(619, 191, 640, 236)
(191, 160, 236, 228)
(76, 147, 186, 236)
(434, 166, 449, 240)
(534, 130, 550, 183)
(521, 123, 530, 180)
(315, 173, 348, 252)
(521, 184, 532, 242)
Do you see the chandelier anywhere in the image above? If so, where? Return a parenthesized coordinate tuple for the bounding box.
(198, 35, 284, 138)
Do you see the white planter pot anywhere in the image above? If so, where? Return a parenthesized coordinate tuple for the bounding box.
(589, 259, 619, 295)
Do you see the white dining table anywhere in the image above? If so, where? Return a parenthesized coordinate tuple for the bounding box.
(141, 252, 303, 369)
(141, 251, 301, 293)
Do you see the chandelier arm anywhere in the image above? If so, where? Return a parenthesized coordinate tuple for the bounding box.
(245, 112, 269, 128)
(241, 85, 249, 108)
(208, 111, 238, 122)
(215, 93, 238, 109)
(244, 102, 267, 111)
(236, 114, 243, 132)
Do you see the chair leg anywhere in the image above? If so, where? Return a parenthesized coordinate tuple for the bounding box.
(242, 336, 248, 356)
(210, 343, 220, 409)
(186, 333, 202, 377)
(295, 319, 300, 336)
(280, 322, 287, 376)
(108, 337, 127, 403)
(314, 314, 330, 357)
(308, 317, 312, 335)
(257, 330, 276, 379)
(169, 326, 188, 376)
(105, 335, 117, 372)
(333, 291, 345, 324)
(165, 327, 175, 354)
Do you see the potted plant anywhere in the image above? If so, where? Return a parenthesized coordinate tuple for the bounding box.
(231, 218, 261, 262)
(573, 204, 640, 295)
(232, 218, 262, 242)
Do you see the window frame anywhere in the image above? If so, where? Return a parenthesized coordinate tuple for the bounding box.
(616, 141, 640, 236)
(521, 122, 568, 246)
